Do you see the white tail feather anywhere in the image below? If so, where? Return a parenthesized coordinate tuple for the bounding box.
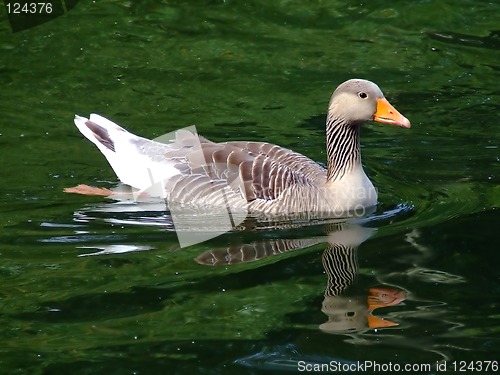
(74, 114, 180, 194)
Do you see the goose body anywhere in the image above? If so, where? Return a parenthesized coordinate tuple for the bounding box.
(73, 79, 410, 216)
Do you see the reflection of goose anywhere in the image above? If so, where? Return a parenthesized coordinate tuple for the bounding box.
(320, 225, 405, 333)
(195, 223, 406, 333)
(70, 79, 409, 215)
(62, 200, 408, 333)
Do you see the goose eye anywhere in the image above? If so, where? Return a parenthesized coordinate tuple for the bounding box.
(358, 92, 368, 99)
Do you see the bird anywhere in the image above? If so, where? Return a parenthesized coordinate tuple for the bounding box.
(71, 79, 410, 217)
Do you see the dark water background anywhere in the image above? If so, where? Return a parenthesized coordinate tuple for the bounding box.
(0, 1, 499, 374)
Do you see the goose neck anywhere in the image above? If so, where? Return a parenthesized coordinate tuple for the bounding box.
(326, 116, 361, 182)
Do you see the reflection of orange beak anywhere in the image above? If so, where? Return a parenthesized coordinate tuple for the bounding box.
(368, 314, 399, 329)
(368, 287, 407, 311)
(374, 98, 411, 128)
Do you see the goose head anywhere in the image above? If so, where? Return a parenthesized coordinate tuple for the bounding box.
(328, 79, 411, 128)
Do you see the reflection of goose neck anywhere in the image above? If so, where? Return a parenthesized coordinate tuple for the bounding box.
(322, 243, 359, 296)
(322, 223, 374, 295)
(320, 242, 365, 334)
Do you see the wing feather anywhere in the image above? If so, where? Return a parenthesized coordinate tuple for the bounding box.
(160, 137, 327, 206)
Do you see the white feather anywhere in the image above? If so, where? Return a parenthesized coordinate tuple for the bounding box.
(74, 114, 181, 195)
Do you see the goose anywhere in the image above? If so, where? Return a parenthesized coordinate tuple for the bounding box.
(72, 79, 410, 216)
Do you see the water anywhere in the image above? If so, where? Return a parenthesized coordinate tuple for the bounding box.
(1, 1, 499, 374)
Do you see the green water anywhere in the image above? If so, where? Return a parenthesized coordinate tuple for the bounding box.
(1, 1, 499, 374)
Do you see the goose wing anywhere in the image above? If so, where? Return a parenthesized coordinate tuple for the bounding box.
(164, 139, 327, 206)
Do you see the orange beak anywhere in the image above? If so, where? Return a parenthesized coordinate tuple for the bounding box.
(374, 98, 411, 128)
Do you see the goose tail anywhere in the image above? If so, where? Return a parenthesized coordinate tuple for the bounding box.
(74, 114, 179, 192)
